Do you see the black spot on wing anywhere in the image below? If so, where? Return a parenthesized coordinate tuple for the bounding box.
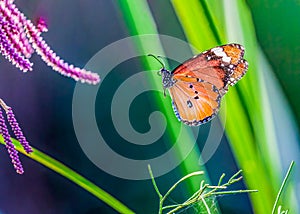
(187, 100, 193, 108)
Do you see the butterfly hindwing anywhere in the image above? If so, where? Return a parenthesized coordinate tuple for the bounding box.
(168, 79, 221, 126)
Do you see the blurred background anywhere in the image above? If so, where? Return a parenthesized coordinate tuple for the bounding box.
(0, 0, 299, 213)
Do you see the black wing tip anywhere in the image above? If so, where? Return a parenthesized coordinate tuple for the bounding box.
(225, 43, 245, 49)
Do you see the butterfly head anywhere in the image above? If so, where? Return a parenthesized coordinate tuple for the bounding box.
(148, 54, 176, 96)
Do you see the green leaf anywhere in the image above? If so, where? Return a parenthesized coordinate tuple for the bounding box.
(0, 136, 135, 214)
(116, 0, 215, 212)
(170, 0, 299, 213)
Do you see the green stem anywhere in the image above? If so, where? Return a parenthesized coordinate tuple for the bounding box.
(162, 171, 204, 202)
(271, 161, 295, 214)
(201, 196, 212, 214)
(148, 165, 162, 198)
(217, 173, 226, 186)
(0, 136, 135, 214)
(148, 165, 163, 214)
(209, 189, 258, 196)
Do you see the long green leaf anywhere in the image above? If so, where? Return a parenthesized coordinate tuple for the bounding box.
(116, 0, 215, 212)
(0, 136, 135, 214)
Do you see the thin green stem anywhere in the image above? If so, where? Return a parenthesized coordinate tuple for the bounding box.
(271, 161, 295, 214)
(201, 196, 212, 214)
(209, 189, 258, 196)
(228, 170, 243, 183)
(148, 165, 162, 198)
(162, 204, 180, 210)
(148, 165, 163, 214)
(159, 171, 203, 213)
(206, 185, 226, 189)
(217, 173, 226, 186)
(162, 171, 204, 202)
(186, 186, 206, 202)
(166, 202, 191, 214)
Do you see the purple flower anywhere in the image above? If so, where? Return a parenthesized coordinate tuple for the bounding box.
(0, 107, 24, 174)
(0, 98, 33, 174)
(6, 107, 33, 154)
(0, 1, 100, 84)
(0, 15, 33, 72)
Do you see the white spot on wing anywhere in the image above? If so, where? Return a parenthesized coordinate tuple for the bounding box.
(222, 56, 231, 63)
(212, 47, 231, 63)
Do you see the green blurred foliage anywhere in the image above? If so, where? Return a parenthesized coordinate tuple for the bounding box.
(247, 0, 300, 127)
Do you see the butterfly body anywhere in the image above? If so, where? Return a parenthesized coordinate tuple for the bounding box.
(161, 68, 177, 95)
(150, 43, 248, 126)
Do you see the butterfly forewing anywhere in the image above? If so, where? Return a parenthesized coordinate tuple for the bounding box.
(173, 56, 227, 89)
(222, 44, 245, 64)
(172, 44, 247, 93)
(229, 59, 248, 86)
(168, 80, 221, 126)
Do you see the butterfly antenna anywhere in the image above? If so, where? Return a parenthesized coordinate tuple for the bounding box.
(147, 54, 166, 69)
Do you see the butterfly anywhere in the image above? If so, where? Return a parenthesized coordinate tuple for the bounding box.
(149, 43, 248, 126)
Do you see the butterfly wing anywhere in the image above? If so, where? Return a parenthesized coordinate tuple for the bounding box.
(228, 59, 248, 86)
(168, 79, 221, 126)
(172, 44, 248, 95)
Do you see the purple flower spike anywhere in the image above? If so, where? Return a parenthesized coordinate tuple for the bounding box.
(0, 108, 24, 174)
(0, 98, 33, 174)
(24, 20, 100, 84)
(0, 0, 100, 84)
(0, 17, 33, 72)
(0, 1, 34, 58)
(6, 107, 33, 154)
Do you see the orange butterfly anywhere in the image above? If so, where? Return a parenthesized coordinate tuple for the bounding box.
(149, 43, 248, 126)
